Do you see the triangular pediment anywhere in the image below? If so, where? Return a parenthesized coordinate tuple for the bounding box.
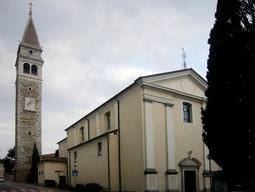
(138, 68, 207, 97)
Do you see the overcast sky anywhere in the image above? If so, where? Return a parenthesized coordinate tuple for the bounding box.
(0, 0, 217, 159)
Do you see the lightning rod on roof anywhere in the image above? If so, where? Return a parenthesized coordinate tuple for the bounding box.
(182, 47, 187, 69)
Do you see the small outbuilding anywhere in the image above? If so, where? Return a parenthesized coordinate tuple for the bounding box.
(37, 154, 67, 186)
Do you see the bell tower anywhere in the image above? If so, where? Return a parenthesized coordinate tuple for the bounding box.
(15, 6, 43, 182)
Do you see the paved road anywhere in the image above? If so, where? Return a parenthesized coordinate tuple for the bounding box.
(0, 181, 54, 192)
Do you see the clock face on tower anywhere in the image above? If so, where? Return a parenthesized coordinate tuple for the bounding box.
(24, 97, 35, 111)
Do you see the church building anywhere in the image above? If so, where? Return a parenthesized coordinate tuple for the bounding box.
(15, 7, 43, 182)
(56, 68, 219, 192)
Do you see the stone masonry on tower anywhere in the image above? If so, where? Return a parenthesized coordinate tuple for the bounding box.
(15, 8, 43, 183)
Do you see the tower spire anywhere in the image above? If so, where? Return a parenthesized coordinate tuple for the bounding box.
(21, 3, 41, 47)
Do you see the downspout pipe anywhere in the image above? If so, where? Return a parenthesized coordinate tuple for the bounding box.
(106, 134, 111, 192)
(69, 151, 71, 187)
(115, 98, 122, 192)
(85, 118, 90, 140)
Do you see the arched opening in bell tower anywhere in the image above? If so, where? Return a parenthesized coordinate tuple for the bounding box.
(32, 65, 38, 75)
(23, 63, 30, 74)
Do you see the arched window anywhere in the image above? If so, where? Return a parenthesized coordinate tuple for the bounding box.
(23, 63, 30, 74)
(31, 65, 38, 75)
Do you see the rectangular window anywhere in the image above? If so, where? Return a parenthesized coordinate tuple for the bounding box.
(80, 127, 84, 141)
(105, 112, 111, 130)
(74, 151, 77, 162)
(183, 102, 192, 123)
(98, 142, 102, 156)
(107, 113, 111, 130)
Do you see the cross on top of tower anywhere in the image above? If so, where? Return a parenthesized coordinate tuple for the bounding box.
(28, 2, 33, 15)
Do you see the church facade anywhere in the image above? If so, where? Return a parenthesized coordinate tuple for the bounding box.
(58, 69, 219, 192)
(15, 9, 43, 182)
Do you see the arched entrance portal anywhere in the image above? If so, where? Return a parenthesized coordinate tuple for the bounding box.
(179, 157, 202, 192)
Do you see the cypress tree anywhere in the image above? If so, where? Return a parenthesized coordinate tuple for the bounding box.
(31, 143, 40, 183)
(202, 0, 255, 186)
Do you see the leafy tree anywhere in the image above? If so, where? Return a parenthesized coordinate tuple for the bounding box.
(202, 0, 255, 186)
(7, 146, 15, 159)
(31, 143, 40, 183)
(3, 146, 15, 173)
(55, 149, 59, 157)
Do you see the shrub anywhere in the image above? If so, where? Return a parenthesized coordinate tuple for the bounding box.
(57, 183, 69, 189)
(60, 184, 69, 189)
(44, 180, 57, 187)
(69, 185, 75, 191)
(85, 183, 103, 192)
(76, 184, 85, 192)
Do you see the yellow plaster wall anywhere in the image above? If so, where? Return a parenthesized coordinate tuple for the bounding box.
(67, 129, 74, 149)
(38, 162, 44, 184)
(59, 139, 68, 158)
(69, 138, 107, 188)
(144, 87, 173, 101)
(68, 134, 119, 191)
(119, 87, 145, 192)
(109, 133, 119, 191)
(88, 116, 97, 139)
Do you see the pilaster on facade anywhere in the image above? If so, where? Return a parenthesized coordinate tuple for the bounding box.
(96, 113, 100, 136)
(144, 98, 155, 169)
(73, 127, 77, 146)
(143, 94, 176, 192)
(144, 98, 158, 192)
(114, 101, 118, 130)
(85, 120, 89, 141)
(144, 169, 159, 192)
(165, 103, 179, 192)
(166, 170, 179, 192)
